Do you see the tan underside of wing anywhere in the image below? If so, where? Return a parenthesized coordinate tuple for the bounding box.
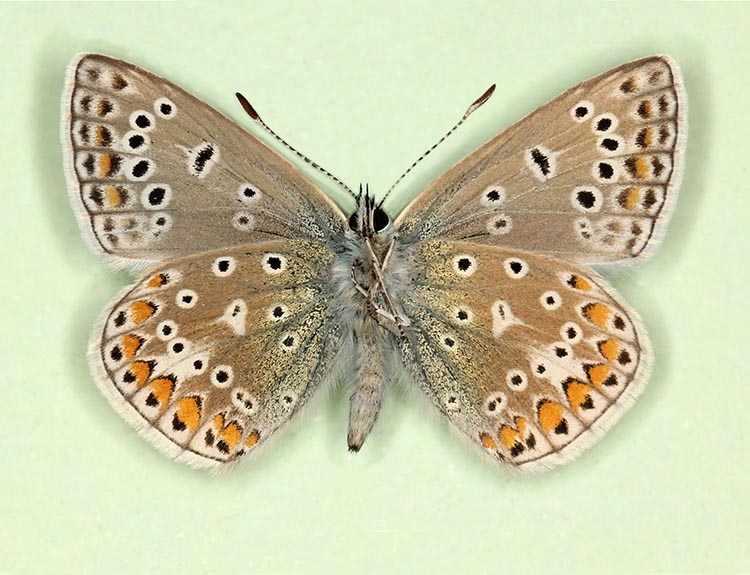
(89, 240, 341, 468)
(400, 240, 651, 471)
(396, 56, 686, 265)
(62, 54, 346, 266)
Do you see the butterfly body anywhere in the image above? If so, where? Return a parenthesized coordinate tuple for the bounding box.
(62, 54, 686, 471)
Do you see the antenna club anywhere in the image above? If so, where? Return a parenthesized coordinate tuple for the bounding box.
(468, 84, 496, 114)
(235, 92, 260, 120)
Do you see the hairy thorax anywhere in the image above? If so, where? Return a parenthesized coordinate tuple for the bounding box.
(332, 226, 414, 336)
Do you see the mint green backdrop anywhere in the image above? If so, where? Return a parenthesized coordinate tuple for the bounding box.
(2, 2, 747, 573)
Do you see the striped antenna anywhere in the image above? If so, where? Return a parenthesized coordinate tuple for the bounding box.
(379, 83, 496, 205)
(236, 92, 356, 199)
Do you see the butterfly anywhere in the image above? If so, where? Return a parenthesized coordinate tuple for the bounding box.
(61, 54, 686, 472)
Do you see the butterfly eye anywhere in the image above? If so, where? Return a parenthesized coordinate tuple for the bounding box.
(348, 213, 359, 232)
(348, 208, 390, 232)
(372, 207, 390, 232)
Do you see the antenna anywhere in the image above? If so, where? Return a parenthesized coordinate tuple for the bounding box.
(379, 84, 496, 205)
(236, 92, 356, 199)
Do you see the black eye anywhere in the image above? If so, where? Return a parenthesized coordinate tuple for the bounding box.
(348, 213, 359, 231)
(373, 207, 389, 232)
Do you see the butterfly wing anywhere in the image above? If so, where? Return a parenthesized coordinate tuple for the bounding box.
(92, 240, 344, 468)
(398, 241, 650, 471)
(395, 56, 686, 265)
(62, 54, 346, 266)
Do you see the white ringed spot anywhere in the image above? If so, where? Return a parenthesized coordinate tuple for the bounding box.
(279, 332, 300, 352)
(487, 213, 513, 235)
(540, 290, 562, 311)
(190, 355, 208, 375)
(452, 255, 477, 277)
(262, 253, 288, 275)
(156, 320, 178, 341)
(503, 258, 528, 279)
(597, 134, 625, 156)
(238, 183, 262, 204)
(483, 391, 507, 417)
(210, 365, 234, 388)
(592, 159, 620, 183)
(212, 256, 237, 277)
(141, 184, 172, 210)
(154, 97, 177, 119)
(591, 113, 619, 134)
(175, 289, 198, 309)
(440, 333, 458, 352)
(233, 211, 255, 231)
(480, 185, 506, 207)
(571, 100, 594, 122)
(122, 130, 150, 152)
(560, 321, 583, 344)
(129, 110, 155, 132)
(506, 369, 528, 391)
(125, 157, 155, 182)
(168, 337, 191, 357)
(452, 306, 474, 325)
(278, 391, 298, 410)
(571, 186, 603, 214)
(267, 304, 289, 321)
(182, 141, 219, 179)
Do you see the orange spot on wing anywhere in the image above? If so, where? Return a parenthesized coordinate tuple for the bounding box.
(583, 302, 611, 329)
(569, 275, 592, 291)
(564, 380, 594, 412)
(130, 301, 157, 324)
(128, 360, 153, 388)
(213, 413, 226, 430)
(98, 153, 112, 176)
(498, 426, 521, 450)
(638, 100, 653, 118)
(632, 156, 649, 179)
(598, 338, 620, 362)
(175, 397, 202, 431)
(147, 273, 168, 288)
(479, 432, 498, 450)
(586, 364, 611, 388)
(245, 430, 261, 448)
(121, 334, 144, 359)
(641, 127, 653, 147)
(147, 377, 175, 409)
(220, 422, 243, 451)
(104, 185, 122, 207)
(537, 400, 565, 435)
(625, 187, 640, 210)
(514, 416, 527, 435)
(95, 125, 109, 147)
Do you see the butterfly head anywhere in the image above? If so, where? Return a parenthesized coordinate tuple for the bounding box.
(348, 184, 390, 238)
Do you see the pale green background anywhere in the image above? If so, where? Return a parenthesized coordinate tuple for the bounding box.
(1, 1, 748, 573)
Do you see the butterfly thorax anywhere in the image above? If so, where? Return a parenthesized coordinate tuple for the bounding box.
(343, 190, 410, 335)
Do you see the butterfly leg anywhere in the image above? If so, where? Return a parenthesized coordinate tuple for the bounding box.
(364, 238, 411, 330)
(350, 257, 402, 336)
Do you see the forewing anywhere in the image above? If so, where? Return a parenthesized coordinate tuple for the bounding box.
(62, 54, 346, 265)
(396, 56, 686, 265)
(91, 240, 341, 468)
(400, 241, 650, 471)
